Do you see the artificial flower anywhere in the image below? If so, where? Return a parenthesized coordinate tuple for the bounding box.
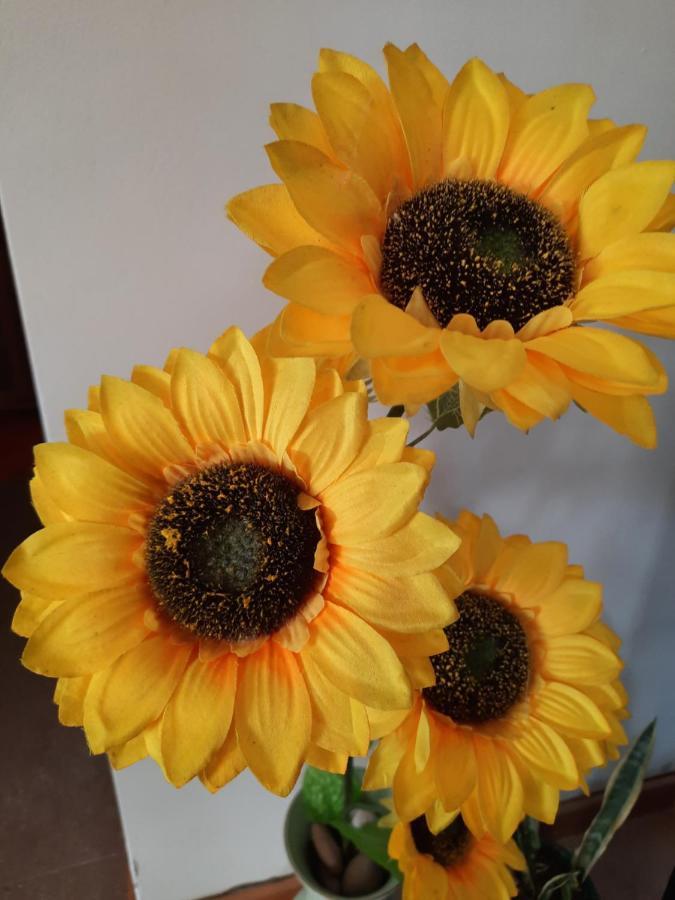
(390, 812, 525, 900)
(364, 510, 627, 842)
(3, 328, 459, 796)
(228, 45, 675, 446)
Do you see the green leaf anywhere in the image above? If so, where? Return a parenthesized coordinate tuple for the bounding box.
(516, 817, 541, 896)
(427, 385, 463, 430)
(572, 719, 656, 879)
(538, 871, 579, 900)
(331, 819, 401, 880)
(302, 766, 346, 824)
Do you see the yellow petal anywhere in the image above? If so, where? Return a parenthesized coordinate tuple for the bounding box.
(322, 462, 426, 544)
(318, 48, 411, 187)
(305, 744, 348, 774)
(505, 354, 571, 419)
(235, 642, 311, 795)
(100, 375, 194, 478)
(583, 232, 675, 281)
(611, 305, 675, 339)
(109, 732, 149, 770)
(510, 751, 559, 824)
(527, 327, 664, 388)
(352, 294, 441, 357)
(343, 418, 408, 476)
(301, 652, 367, 755)
(536, 578, 602, 636)
(12, 591, 60, 638)
(161, 653, 238, 786)
(131, 365, 172, 407)
(432, 720, 477, 809)
(34, 443, 153, 526)
(403, 44, 450, 110)
(492, 540, 567, 605)
(30, 475, 69, 525)
(269, 102, 334, 157)
(3, 522, 141, 599)
(201, 725, 247, 792)
(266, 140, 383, 252)
(384, 43, 442, 189)
(363, 720, 410, 790)
(492, 390, 544, 431)
(226, 183, 332, 256)
(262, 356, 315, 458)
(498, 84, 595, 193)
(65, 409, 139, 477)
(578, 161, 675, 259)
(170, 348, 246, 449)
(534, 682, 610, 739)
(440, 331, 526, 392)
(289, 391, 367, 494)
(569, 383, 657, 449)
(571, 270, 675, 320)
(393, 742, 437, 821)
(304, 602, 412, 710)
(542, 634, 622, 685)
(539, 125, 646, 222)
(517, 306, 573, 341)
(471, 513, 503, 581)
(22, 583, 151, 676)
(269, 303, 353, 357)
(473, 737, 524, 843)
(647, 192, 675, 232)
(442, 58, 510, 179)
(414, 704, 432, 772)
(329, 567, 454, 634)
(84, 637, 191, 753)
(336, 512, 459, 577)
(208, 327, 264, 442)
(312, 71, 399, 201)
(512, 719, 579, 791)
(264, 245, 372, 315)
(55, 675, 90, 726)
(371, 352, 454, 408)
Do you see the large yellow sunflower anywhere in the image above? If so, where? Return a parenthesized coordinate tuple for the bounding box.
(390, 812, 525, 900)
(3, 328, 459, 796)
(363, 510, 627, 843)
(228, 45, 675, 446)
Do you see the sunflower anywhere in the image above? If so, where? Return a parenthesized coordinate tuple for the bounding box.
(3, 328, 459, 796)
(228, 44, 675, 446)
(389, 812, 525, 900)
(363, 510, 627, 843)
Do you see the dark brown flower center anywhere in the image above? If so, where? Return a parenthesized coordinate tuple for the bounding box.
(410, 815, 472, 868)
(423, 591, 530, 724)
(380, 179, 575, 331)
(146, 462, 321, 641)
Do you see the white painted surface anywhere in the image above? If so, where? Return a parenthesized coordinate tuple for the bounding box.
(1, 1, 674, 898)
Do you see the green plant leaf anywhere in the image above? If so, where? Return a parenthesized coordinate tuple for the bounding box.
(538, 871, 579, 900)
(302, 766, 346, 824)
(516, 817, 541, 896)
(427, 385, 463, 431)
(331, 819, 401, 880)
(572, 719, 656, 879)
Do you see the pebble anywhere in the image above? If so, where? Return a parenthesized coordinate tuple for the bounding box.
(341, 852, 388, 897)
(310, 822, 343, 876)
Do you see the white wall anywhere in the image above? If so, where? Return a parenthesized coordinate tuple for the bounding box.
(1, 2, 674, 898)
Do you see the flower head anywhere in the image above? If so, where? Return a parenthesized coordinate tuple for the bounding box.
(3, 328, 459, 795)
(390, 812, 525, 900)
(364, 510, 627, 842)
(229, 45, 675, 445)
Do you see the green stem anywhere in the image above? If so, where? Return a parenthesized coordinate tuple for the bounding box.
(344, 755, 354, 819)
(408, 422, 437, 447)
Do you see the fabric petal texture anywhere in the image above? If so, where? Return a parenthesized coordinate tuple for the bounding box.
(231, 43, 674, 447)
(2, 329, 458, 797)
(365, 510, 627, 845)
